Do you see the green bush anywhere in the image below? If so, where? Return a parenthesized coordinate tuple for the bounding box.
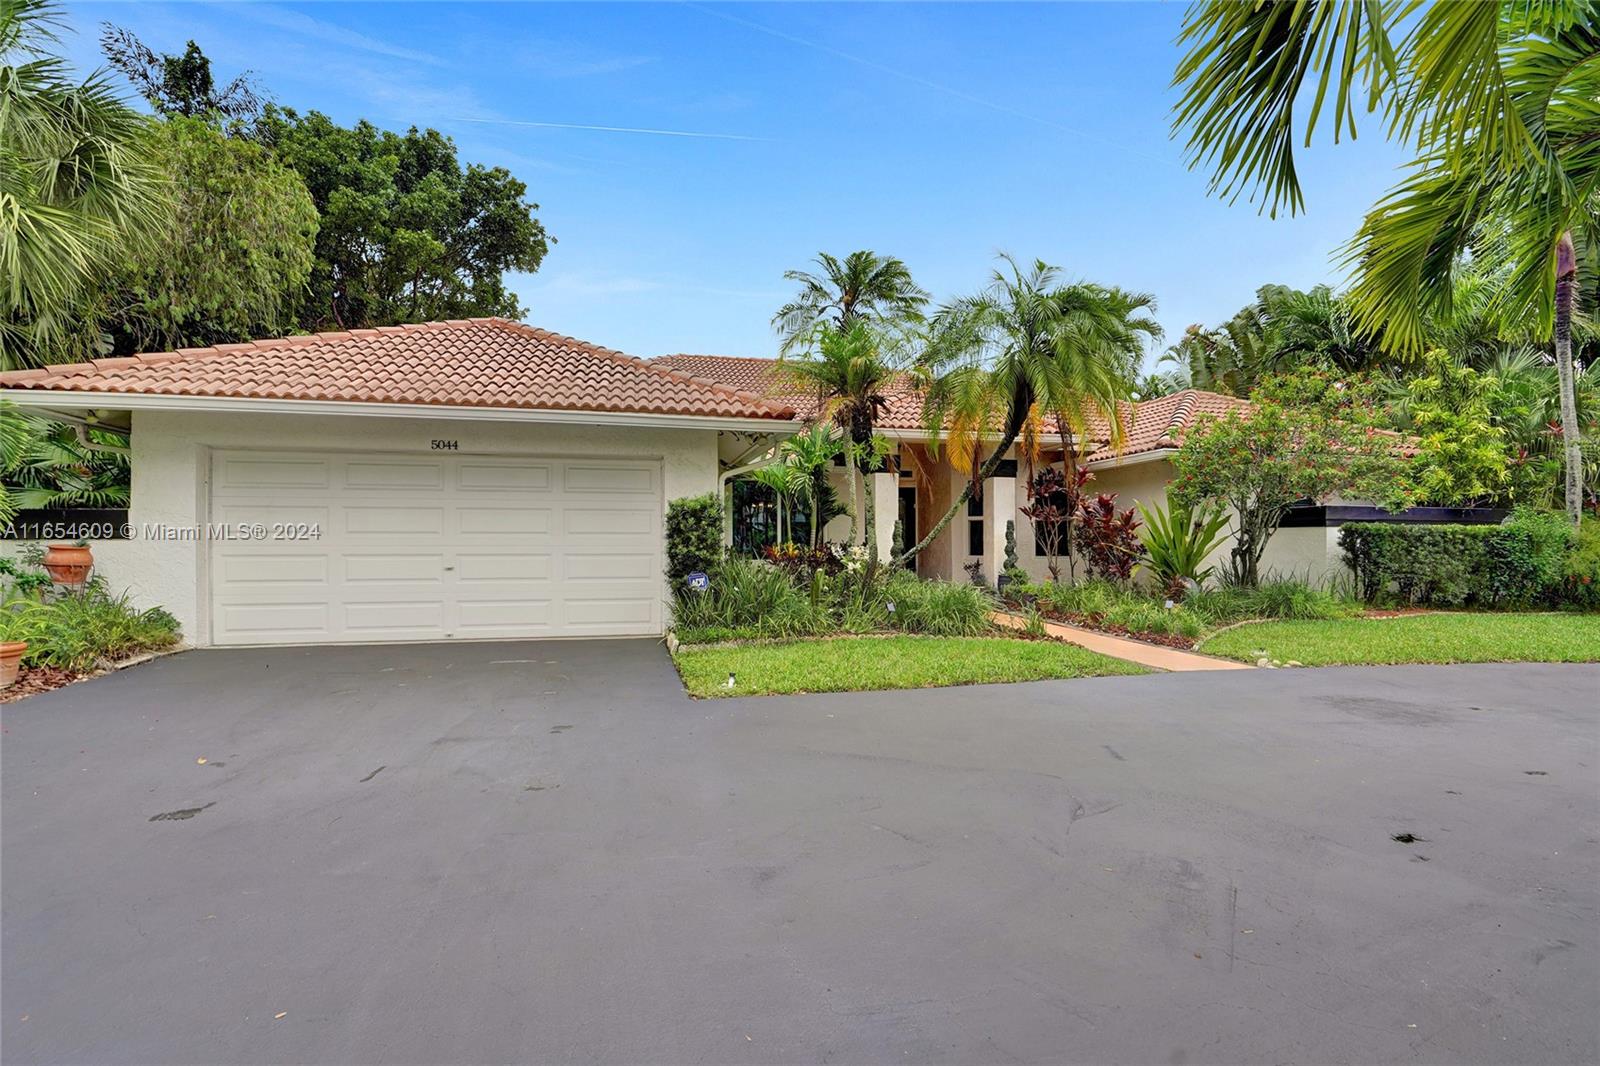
(884, 571, 995, 636)
(1, 588, 181, 672)
(1027, 578, 1207, 638)
(665, 494, 724, 590)
(1340, 510, 1575, 608)
(669, 559, 997, 643)
(1564, 517, 1600, 609)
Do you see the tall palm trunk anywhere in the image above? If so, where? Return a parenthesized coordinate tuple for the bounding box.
(1555, 232, 1582, 526)
(862, 459, 878, 566)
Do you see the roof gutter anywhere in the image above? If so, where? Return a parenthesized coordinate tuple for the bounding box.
(1084, 448, 1177, 471)
(0, 390, 802, 434)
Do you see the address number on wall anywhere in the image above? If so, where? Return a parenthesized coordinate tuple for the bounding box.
(430, 440, 459, 450)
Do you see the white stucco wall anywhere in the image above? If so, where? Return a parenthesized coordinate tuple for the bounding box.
(3, 409, 721, 647)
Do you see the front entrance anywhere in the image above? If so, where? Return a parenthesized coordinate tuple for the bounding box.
(898, 486, 918, 573)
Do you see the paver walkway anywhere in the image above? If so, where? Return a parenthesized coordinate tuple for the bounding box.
(991, 610, 1253, 672)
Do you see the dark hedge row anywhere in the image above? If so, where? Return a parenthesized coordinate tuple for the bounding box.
(1339, 510, 1574, 608)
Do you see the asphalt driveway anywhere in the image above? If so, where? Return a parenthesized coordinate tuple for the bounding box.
(3, 641, 1596, 1065)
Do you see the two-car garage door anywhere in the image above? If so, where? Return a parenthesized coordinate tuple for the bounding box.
(208, 450, 663, 645)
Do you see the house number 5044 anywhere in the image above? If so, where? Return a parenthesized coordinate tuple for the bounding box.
(430, 440, 459, 450)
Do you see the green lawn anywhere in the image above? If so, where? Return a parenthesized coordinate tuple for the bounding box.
(1200, 612, 1600, 666)
(673, 635, 1146, 697)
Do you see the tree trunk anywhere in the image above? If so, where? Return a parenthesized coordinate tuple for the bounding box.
(894, 425, 1020, 567)
(1555, 231, 1582, 526)
(863, 461, 878, 567)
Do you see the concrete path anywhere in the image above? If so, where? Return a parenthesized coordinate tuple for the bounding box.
(992, 610, 1254, 671)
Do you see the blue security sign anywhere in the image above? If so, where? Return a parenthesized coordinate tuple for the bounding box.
(686, 571, 710, 593)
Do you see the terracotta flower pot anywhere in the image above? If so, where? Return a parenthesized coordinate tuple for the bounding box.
(43, 543, 93, 585)
(0, 641, 26, 690)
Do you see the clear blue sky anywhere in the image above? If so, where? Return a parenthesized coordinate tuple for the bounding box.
(64, 1, 1409, 369)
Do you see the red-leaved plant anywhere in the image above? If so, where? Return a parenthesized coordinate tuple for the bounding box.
(1075, 493, 1144, 582)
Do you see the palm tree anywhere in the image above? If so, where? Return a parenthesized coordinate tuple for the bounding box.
(1172, 1, 1599, 522)
(777, 424, 844, 549)
(779, 323, 905, 565)
(1, 0, 166, 370)
(898, 256, 1151, 567)
(771, 251, 929, 356)
(747, 464, 797, 546)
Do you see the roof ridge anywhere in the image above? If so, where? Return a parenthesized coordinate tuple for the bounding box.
(482, 319, 795, 417)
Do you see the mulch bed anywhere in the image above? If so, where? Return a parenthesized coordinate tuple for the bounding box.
(1, 666, 86, 704)
(1017, 601, 1200, 650)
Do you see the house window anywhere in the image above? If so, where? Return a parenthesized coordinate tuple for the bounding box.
(968, 517, 984, 557)
(1032, 490, 1072, 556)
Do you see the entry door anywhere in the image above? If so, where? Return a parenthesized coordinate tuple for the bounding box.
(208, 451, 662, 645)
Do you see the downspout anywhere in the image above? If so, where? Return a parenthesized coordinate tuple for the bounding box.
(36, 408, 132, 456)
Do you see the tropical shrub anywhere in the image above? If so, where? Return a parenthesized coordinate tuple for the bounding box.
(665, 495, 724, 590)
(1021, 467, 1078, 581)
(1339, 511, 1575, 608)
(883, 571, 994, 636)
(1075, 494, 1144, 581)
(1564, 517, 1600, 609)
(1136, 500, 1230, 596)
(1, 585, 181, 672)
(1027, 579, 1207, 639)
(1186, 577, 1358, 623)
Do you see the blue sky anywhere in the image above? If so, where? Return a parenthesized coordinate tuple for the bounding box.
(63, 1, 1409, 369)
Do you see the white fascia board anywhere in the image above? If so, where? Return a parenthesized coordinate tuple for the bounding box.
(1084, 448, 1177, 470)
(0, 390, 802, 434)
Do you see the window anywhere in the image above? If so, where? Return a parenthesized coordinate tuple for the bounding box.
(967, 493, 984, 517)
(968, 517, 984, 557)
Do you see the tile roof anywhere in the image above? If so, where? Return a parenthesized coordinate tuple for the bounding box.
(0, 320, 796, 421)
(652, 354, 1252, 461)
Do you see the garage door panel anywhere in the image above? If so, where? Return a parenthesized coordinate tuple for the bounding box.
(458, 462, 552, 492)
(565, 598, 656, 627)
(216, 456, 330, 490)
(456, 507, 551, 536)
(455, 599, 555, 632)
(564, 507, 654, 536)
(565, 552, 654, 580)
(344, 460, 445, 490)
(343, 600, 445, 632)
(456, 552, 552, 582)
(215, 503, 331, 528)
(210, 452, 662, 645)
(565, 464, 655, 494)
(219, 601, 331, 639)
(217, 553, 329, 586)
(344, 553, 446, 583)
(344, 506, 446, 536)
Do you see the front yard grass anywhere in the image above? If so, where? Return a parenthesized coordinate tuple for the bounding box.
(673, 634, 1147, 697)
(1199, 612, 1600, 666)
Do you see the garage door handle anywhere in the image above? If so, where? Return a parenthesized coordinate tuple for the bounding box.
(444, 566, 455, 571)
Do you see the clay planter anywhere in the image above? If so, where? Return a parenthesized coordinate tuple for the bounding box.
(43, 543, 93, 585)
(0, 641, 25, 690)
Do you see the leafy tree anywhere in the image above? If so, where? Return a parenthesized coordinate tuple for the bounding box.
(779, 323, 905, 566)
(255, 107, 551, 331)
(1401, 353, 1510, 507)
(904, 256, 1150, 565)
(99, 26, 262, 122)
(1021, 467, 1074, 582)
(1169, 369, 1413, 587)
(772, 251, 929, 356)
(1, 0, 164, 370)
(104, 116, 317, 353)
(1172, 0, 1599, 523)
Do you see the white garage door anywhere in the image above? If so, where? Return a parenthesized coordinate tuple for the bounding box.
(208, 450, 663, 645)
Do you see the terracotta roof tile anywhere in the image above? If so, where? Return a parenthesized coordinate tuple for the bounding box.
(0, 320, 795, 421)
(651, 355, 1255, 460)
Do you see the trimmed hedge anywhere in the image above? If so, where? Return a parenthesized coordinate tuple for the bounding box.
(666, 494, 724, 590)
(1339, 509, 1574, 608)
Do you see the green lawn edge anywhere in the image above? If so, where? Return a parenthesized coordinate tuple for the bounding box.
(1198, 612, 1600, 666)
(672, 634, 1147, 698)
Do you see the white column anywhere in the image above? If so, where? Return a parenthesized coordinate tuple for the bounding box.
(984, 476, 1017, 587)
(872, 471, 898, 560)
